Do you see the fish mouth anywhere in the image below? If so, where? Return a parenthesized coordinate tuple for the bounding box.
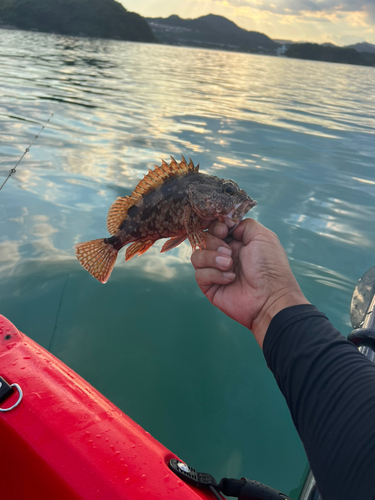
(232, 198, 257, 222)
(221, 198, 257, 231)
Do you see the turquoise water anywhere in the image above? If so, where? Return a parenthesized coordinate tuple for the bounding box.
(1, 29, 375, 497)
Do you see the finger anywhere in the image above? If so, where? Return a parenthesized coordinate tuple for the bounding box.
(204, 231, 232, 252)
(208, 221, 228, 239)
(192, 247, 233, 271)
(195, 268, 236, 294)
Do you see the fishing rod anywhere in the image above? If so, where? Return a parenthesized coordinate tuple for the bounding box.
(0, 113, 53, 193)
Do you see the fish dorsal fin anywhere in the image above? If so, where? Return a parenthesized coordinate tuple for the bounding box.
(106, 196, 137, 235)
(106, 155, 198, 235)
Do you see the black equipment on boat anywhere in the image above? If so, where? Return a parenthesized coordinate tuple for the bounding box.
(169, 458, 293, 500)
(299, 265, 375, 500)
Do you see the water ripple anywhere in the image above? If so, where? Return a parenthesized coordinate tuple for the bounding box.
(1, 29, 375, 497)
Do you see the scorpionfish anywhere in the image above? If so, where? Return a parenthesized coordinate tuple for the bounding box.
(75, 155, 257, 283)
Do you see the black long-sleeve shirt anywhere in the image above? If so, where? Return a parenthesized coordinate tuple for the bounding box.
(263, 304, 375, 500)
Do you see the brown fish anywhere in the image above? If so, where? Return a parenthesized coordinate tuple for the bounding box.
(74, 155, 257, 283)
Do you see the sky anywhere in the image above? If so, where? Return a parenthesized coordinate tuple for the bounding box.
(120, 0, 375, 46)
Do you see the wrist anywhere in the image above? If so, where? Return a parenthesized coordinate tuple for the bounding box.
(251, 289, 310, 349)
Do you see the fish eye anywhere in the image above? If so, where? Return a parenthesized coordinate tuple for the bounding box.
(224, 185, 235, 195)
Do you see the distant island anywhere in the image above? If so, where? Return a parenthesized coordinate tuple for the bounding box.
(0, 0, 155, 42)
(147, 14, 375, 68)
(285, 43, 375, 67)
(147, 14, 279, 54)
(346, 42, 375, 54)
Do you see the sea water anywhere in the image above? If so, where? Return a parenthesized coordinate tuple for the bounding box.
(0, 29, 374, 497)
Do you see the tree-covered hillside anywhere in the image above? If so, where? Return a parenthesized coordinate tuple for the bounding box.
(0, 0, 155, 42)
(147, 14, 279, 54)
(286, 43, 375, 67)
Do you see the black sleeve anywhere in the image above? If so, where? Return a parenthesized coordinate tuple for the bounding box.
(263, 304, 375, 500)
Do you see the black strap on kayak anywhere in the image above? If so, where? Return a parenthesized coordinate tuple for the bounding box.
(218, 476, 293, 499)
(0, 375, 23, 412)
(0, 376, 14, 404)
(169, 459, 293, 500)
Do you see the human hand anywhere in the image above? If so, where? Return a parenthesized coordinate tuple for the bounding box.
(191, 219, 309, 348)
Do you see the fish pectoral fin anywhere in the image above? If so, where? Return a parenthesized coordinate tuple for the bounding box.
(160, 235, 187, 253)
(183, 205, 206, 252)
(125, 240, 155, 261)
(187, 230, 206, 252)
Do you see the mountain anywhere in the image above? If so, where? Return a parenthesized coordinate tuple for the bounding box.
(273, 39, 299, 45)
(147, 14, 280, 54)
(346, 42, 375, 54)
(0, 0, 155, 42)
(285, 43, 375, 67)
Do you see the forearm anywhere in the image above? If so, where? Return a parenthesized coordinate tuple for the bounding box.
(251, 289, 310, 349)
(264, 305, 375, 500)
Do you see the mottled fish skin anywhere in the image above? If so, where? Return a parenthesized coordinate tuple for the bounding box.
(115, 173, 211, 243)
(74, 156, 257, 283)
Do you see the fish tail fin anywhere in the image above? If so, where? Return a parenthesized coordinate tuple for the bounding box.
(74, 238, 119, 283)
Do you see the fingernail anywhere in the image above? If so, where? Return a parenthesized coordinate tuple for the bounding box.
(217, 246, 231, 256)
(216, 255, 231, 268)
(223, 272, 235, 280)
(214, 225, 226, 238)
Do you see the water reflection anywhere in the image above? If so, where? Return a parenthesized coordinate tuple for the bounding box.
(1, 29, 375, 497)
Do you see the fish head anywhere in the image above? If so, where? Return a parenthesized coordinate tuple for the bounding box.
(189, 175, 257, 229)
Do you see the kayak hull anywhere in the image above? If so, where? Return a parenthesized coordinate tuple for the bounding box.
(0, 315, 211, 499)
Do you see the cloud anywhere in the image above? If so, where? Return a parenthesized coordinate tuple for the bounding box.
(365, 1, 375, 21)
(223, 0, 372, 14)
(211, 0, 375, 24)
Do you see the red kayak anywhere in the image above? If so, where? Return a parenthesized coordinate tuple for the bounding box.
(0, 315, 212, 499)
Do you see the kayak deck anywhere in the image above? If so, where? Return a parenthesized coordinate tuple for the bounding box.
(0, 315, 212, 499)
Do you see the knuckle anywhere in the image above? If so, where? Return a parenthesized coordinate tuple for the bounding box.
(191, 251, 200, 267)
(269, 230, 278, 240)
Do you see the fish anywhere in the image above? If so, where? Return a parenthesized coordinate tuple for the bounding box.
(74, 155, 257, 283)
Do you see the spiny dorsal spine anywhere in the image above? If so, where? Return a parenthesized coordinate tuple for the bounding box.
(106, 155, 199, 235)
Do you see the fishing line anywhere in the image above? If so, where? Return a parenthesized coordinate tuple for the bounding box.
(0, 112, 54, 193)
(0, 205, 6, 224)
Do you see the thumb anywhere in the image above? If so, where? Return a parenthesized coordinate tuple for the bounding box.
(232, 219, 272, 245)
